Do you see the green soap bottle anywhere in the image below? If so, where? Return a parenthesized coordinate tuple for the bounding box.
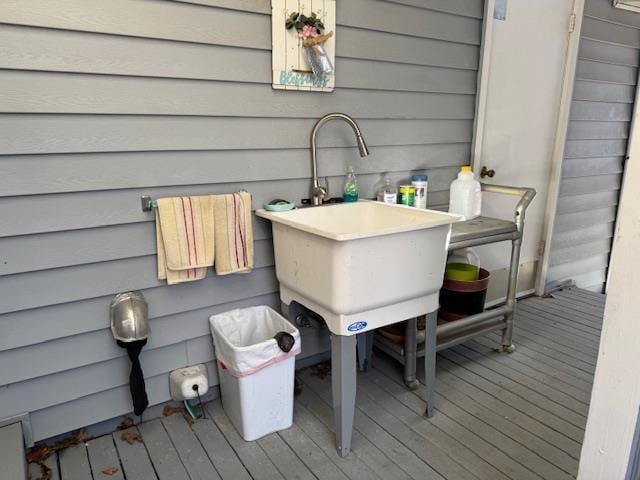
(343, 165, 358, 202)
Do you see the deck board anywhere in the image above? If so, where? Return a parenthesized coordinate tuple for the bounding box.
(462, 340, 593, 404)
(49, 287, 602, 480)
(86, 435, 125, 480)
(474, 335, 593, 392)
(434, 363, 582, 459)
(206, 400, 285, 480)
(357, 373, 512, 480)
(368, 364, 542, 480)
(299, 369, 447, 480)
(137, 418, 190, 480)
(112, 427, 157, 480)
(257, 431, 317, 480)
(485, 331, 594, 381)
(353, 382, 478, 480)
(296, 387, 413, 480)
(59, 444, 92, 480)
(517, 306, 601, 339)
(277, 424, 350, 480)
(190, 415, 252, 480)
(161, 412, 222, 480)
(292, 400, 384, 480)
(438, 351, 586, 443)
(449, 346, 589, 423)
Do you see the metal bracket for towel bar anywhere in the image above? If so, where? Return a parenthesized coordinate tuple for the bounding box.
(141, 195, 156, 212)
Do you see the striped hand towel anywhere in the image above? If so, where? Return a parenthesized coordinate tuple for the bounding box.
(213, 191, 254, 275)
(155, 196, 215, 284)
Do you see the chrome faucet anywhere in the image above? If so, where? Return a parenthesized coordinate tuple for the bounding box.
(310, 113, 370, 206)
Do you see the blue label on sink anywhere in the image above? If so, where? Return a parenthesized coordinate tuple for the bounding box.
(347, 321, 367, 332)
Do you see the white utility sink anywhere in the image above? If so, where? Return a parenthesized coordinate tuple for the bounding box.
(257, 200, 462, 336)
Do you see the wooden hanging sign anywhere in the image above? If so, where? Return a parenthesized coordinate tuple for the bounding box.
(271, 0, 336, 92)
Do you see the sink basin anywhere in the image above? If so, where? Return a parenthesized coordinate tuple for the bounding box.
(257, 201, 462, 335)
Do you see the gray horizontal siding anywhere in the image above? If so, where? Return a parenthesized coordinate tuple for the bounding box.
(551, 222, 615, 250)
(0, 268, 277, 353)
(0, 25, 478, 94)
(0, 144, 469, 197)
(548, 0, 635, 292)
(578, 38, 640, 67)
(0, 0, 483, 441)
(556, 190, 620, 214)
(0, 171, 456, 238)
(175, 0, 485, 19)
(0, 2, 481, 69)
(0, 115, 473, 156)
(0, 71, 476, 117)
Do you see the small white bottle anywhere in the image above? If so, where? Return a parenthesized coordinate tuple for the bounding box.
(448, 166, 481, 220)
(411, 175, 428, 209)
(377, 178, 397, 204)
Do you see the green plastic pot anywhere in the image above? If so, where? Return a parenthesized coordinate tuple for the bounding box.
(444, 263, 479, 282)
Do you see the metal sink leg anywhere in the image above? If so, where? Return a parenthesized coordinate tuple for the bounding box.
(424, 312, 437, 417)
(403, 318, 420, 390)
(331, 334, 357, 457)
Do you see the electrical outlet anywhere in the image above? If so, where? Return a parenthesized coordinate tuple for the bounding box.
(169, 364, 209, 401)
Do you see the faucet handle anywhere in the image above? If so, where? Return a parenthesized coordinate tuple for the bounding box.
(311, 177, 331, 205)
(321, 177, 330, 200)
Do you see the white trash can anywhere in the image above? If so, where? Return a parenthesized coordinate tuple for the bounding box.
(209, 306, 301, 441)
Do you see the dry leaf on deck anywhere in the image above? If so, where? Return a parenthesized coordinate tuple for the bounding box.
(32, 461, 52, 480)
(102, 466, 119, 476)
(162, 405, 184, 417)
(121, 431, 143, 445)
(310, 361, 331, 380)
(117, 417, 135, 430)
(26, 445, 53, 464)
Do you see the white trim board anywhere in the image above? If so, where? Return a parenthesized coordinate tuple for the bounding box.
(535, 0, 585, 295)
(577, 74, 640, 479)
(470, 0, 495, 170)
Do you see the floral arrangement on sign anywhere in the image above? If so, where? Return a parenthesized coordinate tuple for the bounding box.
(285, 11, 334, 78)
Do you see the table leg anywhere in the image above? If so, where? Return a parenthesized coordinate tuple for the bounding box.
(501, 236, 522, 352)
(424, 312, 437, 417)
(331, 334, 357, 457)
(403, 318, 419, 390)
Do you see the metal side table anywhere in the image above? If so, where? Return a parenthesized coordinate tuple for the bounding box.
(370, 183, 536, 416)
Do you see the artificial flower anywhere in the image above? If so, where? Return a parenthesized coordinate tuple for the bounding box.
(298, 25, 319, 39)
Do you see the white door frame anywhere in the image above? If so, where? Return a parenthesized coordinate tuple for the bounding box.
(533, 0, 585, 295)
(470, 0, 496, 170)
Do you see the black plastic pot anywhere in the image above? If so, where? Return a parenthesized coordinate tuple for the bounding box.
(439, 267, 490, 319)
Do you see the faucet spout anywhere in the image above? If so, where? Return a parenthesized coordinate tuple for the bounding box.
(356, 134, 370, 157)
(310, 113, 370, 206)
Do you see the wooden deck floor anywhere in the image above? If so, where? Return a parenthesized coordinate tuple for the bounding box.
(32, 287, 604, 480)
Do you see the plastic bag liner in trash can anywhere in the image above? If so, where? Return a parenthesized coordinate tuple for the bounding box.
(210, 306, 301, 441)
(209, 306, 301, 377)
